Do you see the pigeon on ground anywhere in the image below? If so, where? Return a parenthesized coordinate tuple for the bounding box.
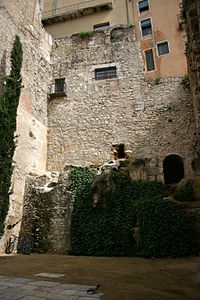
(87, 284, 101, 294)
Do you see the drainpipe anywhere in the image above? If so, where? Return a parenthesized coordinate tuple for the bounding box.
(126, 0, 130, 26)
(55, 0, 58, 13)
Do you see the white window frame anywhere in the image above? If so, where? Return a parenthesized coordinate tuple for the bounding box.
(139, 17, 153, 39)
(137, 0, 150, 16)
(156, 40, 171, 57)
(143, 48, 156, 73)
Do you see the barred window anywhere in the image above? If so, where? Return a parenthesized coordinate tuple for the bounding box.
(95, 66, 117, 80)
(55, 78, 65, 93)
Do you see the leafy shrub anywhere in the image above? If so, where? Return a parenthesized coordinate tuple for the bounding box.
(155, 76, 161, 85)
(181, 0, 186, 20)
(174, 180, 196, 202)
(181, 74, 190, 91)
(79, 31, 93, 38)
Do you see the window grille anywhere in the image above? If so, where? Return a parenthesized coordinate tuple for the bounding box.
(157, 41, 170, 56)
(48, 78, 67, 99)
(55, 78, 65, 93)
(141, 18, 152, 36)
(145, 49, 155, 71)
(95, 66, 117, 80)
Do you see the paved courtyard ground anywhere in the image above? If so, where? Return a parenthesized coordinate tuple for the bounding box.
(0, 275, 103, 300)
(0, 254, 200, 300)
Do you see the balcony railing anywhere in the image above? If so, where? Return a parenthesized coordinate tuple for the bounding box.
(48, 80, 67, 99)
(42, 0, 113, 24)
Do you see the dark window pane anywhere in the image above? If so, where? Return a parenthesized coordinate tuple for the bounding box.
(95, 67, 117, 80)
(94, 22, 110, 31)
(141, 18, 152, 36)
(157, 42, 170, 55)
(138, 0, 149, 13)
(55, 79, 65, 93)
(145, 49, 155, 71)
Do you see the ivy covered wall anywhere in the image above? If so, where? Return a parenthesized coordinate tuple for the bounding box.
(69, 167, 199, 258)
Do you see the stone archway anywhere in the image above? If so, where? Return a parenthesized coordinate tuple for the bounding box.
(163, 154, 184, 184)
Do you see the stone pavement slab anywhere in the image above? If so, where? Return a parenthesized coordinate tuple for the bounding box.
(0, 276, 103, 300)
(35, 273, 65, 278)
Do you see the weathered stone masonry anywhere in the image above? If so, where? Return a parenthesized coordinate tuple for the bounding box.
(0, 2, 198, 254)
(185, 0, 200, 197)
(47, 26, 196, 182)
(0, 1, 52, 253)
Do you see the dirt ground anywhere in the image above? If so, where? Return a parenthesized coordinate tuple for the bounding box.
(0, 254, 200, 300)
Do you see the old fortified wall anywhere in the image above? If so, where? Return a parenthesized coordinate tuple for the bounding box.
(48, 26, 196, 181)
(0, 1, 198, 254)
(0, 0, 52, 253)
(184, 0, 200, 196)
(20, 26, 196, 253)
(185, 0, 200, 131)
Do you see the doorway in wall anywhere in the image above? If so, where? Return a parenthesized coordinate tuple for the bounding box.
(163, 154, 184, 184)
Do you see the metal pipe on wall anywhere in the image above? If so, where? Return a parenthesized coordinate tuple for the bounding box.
(126, 0, 130, 26)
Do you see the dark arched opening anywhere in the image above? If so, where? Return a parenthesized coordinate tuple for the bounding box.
(163, 154, 184, 185)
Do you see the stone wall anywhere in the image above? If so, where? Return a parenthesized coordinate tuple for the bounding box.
(20, 171, 73, 254)
(47, 26, 196, 182)
(0, 1, 52, 253)
(185, 0, 200, 131)
(184, 0, 200, 197)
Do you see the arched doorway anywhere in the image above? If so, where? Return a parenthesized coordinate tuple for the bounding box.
(163, 154, 184, 184)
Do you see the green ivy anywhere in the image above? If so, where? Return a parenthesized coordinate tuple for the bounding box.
(79, 31, 93, 38)
(69, 168, 199, 257)
(182, 0, 186, 20)
(0, 35, 23, 235)
(136, 198, 198, 257)
(174, 180, 196, 202)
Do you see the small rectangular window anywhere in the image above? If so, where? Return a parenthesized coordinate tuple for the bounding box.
(94, 22, 110, 32)
(138, 0, 149, 14)
(140, 18, 152, 36)
(145, 49, 155, 71)
(95, 66, 117, 80)
(55, 78, 65, 93)
(157, 41, 170, 56)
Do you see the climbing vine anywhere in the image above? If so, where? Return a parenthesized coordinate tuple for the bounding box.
(69, 168, 199, 257)
(0, 35, 23, 234)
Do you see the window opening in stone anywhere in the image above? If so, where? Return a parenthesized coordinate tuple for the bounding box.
(95, 66, 117, 80)
(191, 160, 196, 172)
(55, 78, 65, 93)
(94, 22, 110, 31)
(114, 144, 125, 159)
(163, 154, 184, 185)
(157, 41, 170, 56)
(140, 18, 152, 36)
(145, 49, 155, 71)
(138, 0, 149, 14)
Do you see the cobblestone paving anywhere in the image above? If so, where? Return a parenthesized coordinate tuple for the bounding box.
(0, 276, 103, 300)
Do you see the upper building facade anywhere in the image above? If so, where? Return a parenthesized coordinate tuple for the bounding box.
(42, 0, 134, 37)
(42, 0, 187, 78)
(132, 0, 187, 77)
